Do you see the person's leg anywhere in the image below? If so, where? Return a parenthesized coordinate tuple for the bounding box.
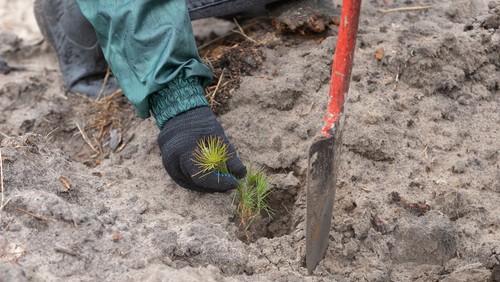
(33, 0, 119, 97)
(33, 0, 281, 97)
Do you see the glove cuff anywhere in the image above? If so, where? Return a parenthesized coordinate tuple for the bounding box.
(149, 76, 209, 128)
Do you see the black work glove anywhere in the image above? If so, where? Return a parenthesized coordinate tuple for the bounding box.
(158, 106, 247, 192)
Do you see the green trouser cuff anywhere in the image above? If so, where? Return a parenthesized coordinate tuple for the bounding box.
(149, 77, 209, 129)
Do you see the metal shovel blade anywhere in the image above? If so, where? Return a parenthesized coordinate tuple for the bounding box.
(305, 0, 361, 274)
(306, 125, 343, 274)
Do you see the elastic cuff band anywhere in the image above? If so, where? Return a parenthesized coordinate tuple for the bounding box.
(149, 77, 209, 128)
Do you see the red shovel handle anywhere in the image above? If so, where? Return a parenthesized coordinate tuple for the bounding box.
(322, 0, 362, 137)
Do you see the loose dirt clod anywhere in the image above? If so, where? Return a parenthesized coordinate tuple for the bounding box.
(269, 0, 340, 34)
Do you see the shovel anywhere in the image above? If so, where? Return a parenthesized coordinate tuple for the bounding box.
(306, 0, 362, 274)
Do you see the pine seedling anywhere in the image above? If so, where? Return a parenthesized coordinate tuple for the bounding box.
(235, 166, 273, 234)
(192, 136, 232, 177)
(192, 136, 273, 238)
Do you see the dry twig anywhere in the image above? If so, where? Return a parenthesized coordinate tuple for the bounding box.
(16, 208, 54, 222)
(390, 191, 430, 215)
(378, 5, 432, 14)
(54, 245, 79, 257)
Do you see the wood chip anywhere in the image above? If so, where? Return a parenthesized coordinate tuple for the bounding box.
(59, 176, 71, 190)
(374, 47, 385, 61)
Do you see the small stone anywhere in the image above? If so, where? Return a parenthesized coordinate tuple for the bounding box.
(434, 189, 471, 220)
(0, 31, 20, 55)
(353, 212, 372, 239)
(271, 135, 282, 151)
(129, 259, 146, 269)
(343, 239, 359, 260)
(133, 200, 149, 215)
(452, 161, 467, 174)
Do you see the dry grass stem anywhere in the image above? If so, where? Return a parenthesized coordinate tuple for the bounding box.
(300, 102, 315, 117)
(96, 66, 112, 100)
(0, 130, 11, 138)
(198, 20, 260, 51)
(90, 89, 126, 137)
(45, 127, 60, 142)
(378, 5, 432, 14)
(207, 68, 226, 108)
(116, 133, 135, 153)
(0, 149, 3, 201)
(0, 147, 6, 223)
(76, 88, 131, 160)
(422, 145, 429, 159)
(198, 32, 234, 51)
(75, 122, 100, 155)
(233, 19, 259, 45)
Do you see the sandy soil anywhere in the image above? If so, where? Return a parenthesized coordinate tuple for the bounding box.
(0, 0, 499, 281)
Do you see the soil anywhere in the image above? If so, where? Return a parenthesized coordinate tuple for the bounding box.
(1, 0, 499, 281)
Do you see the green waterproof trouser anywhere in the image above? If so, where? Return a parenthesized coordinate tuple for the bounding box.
(76, 0, 212, 128)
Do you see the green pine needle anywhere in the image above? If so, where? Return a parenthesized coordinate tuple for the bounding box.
(192, 136, 233, 176)
(235, 166, 273, 232)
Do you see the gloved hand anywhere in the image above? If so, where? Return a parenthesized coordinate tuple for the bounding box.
(158, 106, 247, 192)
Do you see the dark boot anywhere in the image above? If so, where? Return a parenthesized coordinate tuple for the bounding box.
(34, 0, 118, 97)
(187, 0, 282, 20)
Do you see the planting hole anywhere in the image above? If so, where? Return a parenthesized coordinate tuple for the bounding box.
(232, 172, 300, 243)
